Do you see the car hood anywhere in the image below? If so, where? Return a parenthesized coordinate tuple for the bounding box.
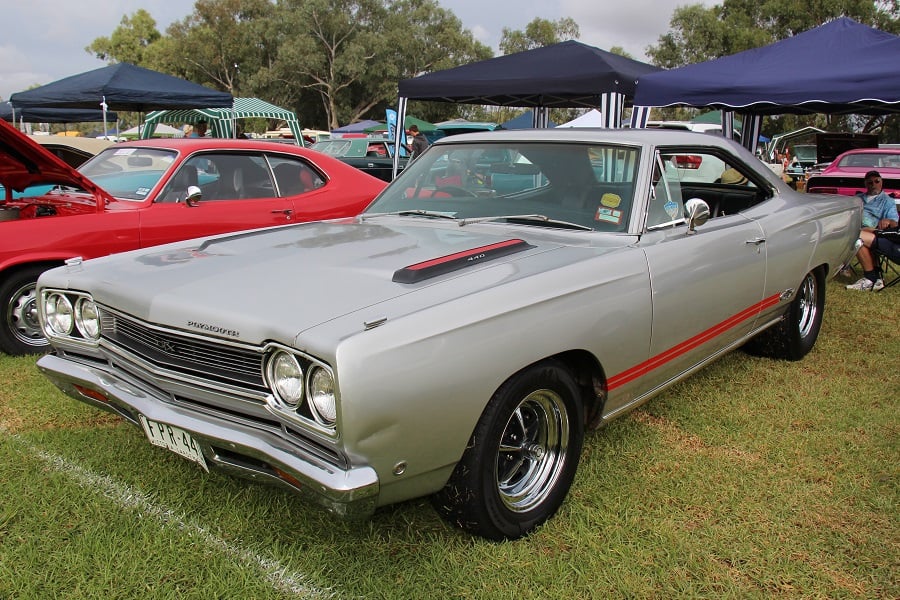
(0, 120, 114, 205)
(66, 218, 630, 344)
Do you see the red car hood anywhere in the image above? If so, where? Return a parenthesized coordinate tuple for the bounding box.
(0, 119, 114, 206)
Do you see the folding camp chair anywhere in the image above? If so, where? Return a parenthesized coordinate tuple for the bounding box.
(873, 228, 900, 291)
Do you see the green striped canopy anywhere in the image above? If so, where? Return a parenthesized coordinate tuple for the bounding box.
(140, 97, 302, 143)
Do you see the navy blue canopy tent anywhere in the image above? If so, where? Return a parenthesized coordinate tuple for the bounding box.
(633, 18, 900, 116)
(400, 40, 661, 110)
(391, 41, 662, 177)
(0, 104, 116, 123)
(631, 18, 900, 153)
(9, 62, 233, 112)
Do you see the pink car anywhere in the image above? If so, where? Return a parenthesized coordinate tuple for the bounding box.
(806, 147, 900, 198)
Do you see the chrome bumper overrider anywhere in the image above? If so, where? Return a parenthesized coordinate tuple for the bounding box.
(36, 353, 379, 519)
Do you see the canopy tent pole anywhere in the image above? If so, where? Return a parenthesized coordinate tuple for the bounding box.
(741, 114, 762, 154)
(630, 106, 650, 128)
(391, 96, 408, 180)
(600, 93, 624, 128)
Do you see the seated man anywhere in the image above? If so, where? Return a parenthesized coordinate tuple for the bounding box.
(847, 170, 899, 291)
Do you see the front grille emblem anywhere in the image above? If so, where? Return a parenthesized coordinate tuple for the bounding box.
(155, 338, 177, 354)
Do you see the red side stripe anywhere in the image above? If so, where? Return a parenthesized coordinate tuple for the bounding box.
(608, 293, 782, 390)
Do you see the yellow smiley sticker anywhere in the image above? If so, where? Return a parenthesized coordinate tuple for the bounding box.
(601, 193, 621, 208)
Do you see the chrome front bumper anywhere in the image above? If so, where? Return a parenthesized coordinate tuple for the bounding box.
(36, 353, 379, 519)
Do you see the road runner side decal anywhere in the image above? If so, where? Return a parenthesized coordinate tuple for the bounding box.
(392, 239, 534, 283)
(608, 293, 783, 390)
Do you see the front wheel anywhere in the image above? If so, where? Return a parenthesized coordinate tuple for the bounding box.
(0, 265, 51, 355)
(432, 361, 584, 541)
(745, 269, 825, 361)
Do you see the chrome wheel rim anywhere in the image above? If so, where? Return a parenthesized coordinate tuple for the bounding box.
(496, 389, 569, 513)
(796, 273, 818, 338)
(8, 282, 44, 347)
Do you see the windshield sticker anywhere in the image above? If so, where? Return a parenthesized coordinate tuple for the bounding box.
(595, 207, 623, 225)
(600, 193, 621, 208)
(113, 148, 138, 156)
(664, 199, 680, 219)
(135, 188, 150, 197)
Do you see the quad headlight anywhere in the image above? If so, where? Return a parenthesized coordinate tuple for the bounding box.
(267, 350, 304, 406)
(308, 366, 336, 425)
(264, 346, 338, 432)
(44, 293, 74, 336)
(41, 290, 102, 346)
(74, 297, 101, 340)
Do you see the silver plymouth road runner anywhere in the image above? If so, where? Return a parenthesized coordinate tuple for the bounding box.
(36, 129, 861, 540)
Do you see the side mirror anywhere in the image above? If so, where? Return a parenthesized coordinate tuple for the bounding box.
(684, 197, 710, 234)
(185, 185, 202, 207)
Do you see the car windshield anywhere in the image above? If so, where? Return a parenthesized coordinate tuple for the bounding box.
(365, 142, 640, 232)
(78, 147, 178, 201)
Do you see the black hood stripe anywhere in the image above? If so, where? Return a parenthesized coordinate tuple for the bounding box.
(393, 239, 534, 284)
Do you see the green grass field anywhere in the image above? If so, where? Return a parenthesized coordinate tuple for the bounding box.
(1, 279, 897, 599)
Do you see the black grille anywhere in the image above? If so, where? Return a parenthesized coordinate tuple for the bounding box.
(100, 309, 265, 390)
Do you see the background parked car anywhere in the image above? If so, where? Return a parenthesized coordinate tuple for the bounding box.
(31, 135, 113, 168)
(805, 147, 900, 198)
(311, 137, 410, 182)
(0, 120, 386, 355)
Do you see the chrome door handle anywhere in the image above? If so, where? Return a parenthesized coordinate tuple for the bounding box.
(745, 237, 766, 245)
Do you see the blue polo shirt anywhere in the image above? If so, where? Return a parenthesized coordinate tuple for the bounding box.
(857, 191, 899, 228)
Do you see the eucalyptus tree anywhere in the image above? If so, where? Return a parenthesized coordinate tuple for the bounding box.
(499, 17, 580, 55)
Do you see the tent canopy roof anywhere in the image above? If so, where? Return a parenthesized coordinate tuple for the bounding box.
(332, 119, 382, 133)
(365, 116, 435, 132)
(0, 104, 117, 123)
(633, 18, 900, 115)
(140, 97, 301, 141)
(9, 62, 233, 112)
(399, 40, 662, 108)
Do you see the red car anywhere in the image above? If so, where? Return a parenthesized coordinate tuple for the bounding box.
(806, 147, 900, 197)
(0, 119, 386, 355)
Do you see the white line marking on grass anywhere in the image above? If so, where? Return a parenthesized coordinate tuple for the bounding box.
(5, 430, 339, 599)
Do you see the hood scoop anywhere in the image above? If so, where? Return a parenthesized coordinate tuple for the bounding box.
(392, 238, 534, 284)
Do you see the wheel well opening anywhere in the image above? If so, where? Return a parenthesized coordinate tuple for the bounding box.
(548, 350, 607, 429)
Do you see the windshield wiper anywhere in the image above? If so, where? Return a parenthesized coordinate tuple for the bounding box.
(457, 214, 593, 231)
(361, 210, 458, 221)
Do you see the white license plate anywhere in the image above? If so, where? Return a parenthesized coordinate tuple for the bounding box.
(139, 415, 208, 472)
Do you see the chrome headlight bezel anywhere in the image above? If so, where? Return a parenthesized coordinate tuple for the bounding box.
(74, 297, 101, 341)
(307, 365, 336, 426)
(40, 289, 102, 347)
(263, 344, 339, 435)
(43, 292, 75, 336)
(266, 350, 305, 406)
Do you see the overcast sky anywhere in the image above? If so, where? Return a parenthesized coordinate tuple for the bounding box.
(0, 0, 706, 101)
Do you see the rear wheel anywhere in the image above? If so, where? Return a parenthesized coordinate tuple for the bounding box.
(432, 361, 584, 540)
(0, 265, 51, 355)
(745, 269, 824, 360)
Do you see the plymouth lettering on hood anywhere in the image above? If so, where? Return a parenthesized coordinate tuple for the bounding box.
(187, 320, 241, 338)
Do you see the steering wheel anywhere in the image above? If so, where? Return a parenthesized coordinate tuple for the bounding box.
(433, 185, 477, 197)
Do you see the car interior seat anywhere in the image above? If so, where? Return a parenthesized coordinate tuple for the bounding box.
(273, 162, 309, 196)
(161, 165, 199, 202)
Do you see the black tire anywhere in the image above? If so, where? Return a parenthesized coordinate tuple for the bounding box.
(0, 265, 51, 355)
(745, 269, 825, 361)
(432, 361, 584, 541)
